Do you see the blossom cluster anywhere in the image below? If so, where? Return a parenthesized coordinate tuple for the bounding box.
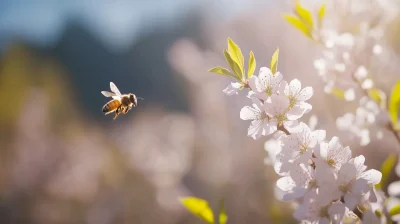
(223, 66, 382, 223)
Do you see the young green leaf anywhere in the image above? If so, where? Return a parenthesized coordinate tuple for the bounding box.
(209, 66, 238, 79)
(389, 204, 400, 217)
(227, 38, 244, 74)
(375, 154, 397, 190)
(219, 200, 228, 224)
(270, 48, 279, 75)
(318, 3, 326, 29)
(247, 51, 256, 78)
(224, 49, 243, 80)
(294, 0, 313, 29)
(331, 88, 345, 100)
(283, 14, 313, 39)
(180, 197, 214, 223)
(389, 80, 400, 126)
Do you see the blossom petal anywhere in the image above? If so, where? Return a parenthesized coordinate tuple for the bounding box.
(240, 106, 259, 120)
(297, 86, 314, 101)
(359, 169, 382, 185)
(264, 94, 290, 117)
(289, 79, 302, 95)
(388, 181, 400, 197)
(248, 120, 263, 140)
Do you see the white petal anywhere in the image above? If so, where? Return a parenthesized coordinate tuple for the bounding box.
(264, 94, 290, 117)
(360, 169, 382, 185)
(338, 163, 357, 185)
(363, 210, 380, 224)
(344, 193, 358, 210)
(248, 120, 263, 140)
(282, 186, 308, 201)
(223, 82, 241, 95)
(240, 106, 259, 120)
(277, 176, 295, 191)
(388, 181, 400, 197)
(297, 86, 314, 101)
(289, 79, 302, 96)
(328, 202, 346, 221)
(279, 80, 288, 95)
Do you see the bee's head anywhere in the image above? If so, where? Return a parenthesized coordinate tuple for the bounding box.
(129, 93, 137, 107)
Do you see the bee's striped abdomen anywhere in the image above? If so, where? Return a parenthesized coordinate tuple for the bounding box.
(102, 99, 121, 114)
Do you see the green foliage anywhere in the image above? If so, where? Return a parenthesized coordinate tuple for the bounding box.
(317, 3, 326, 29)
(227, 38, 245, 76)
(209, 66, 237, 79)
(389, 80, 400, 129)
(180, 197, 227, 224)
(247, 51, 256, 78)
(294, 0, 313, 28)
(389, 204, 400, 217)
(331, 88, 345, 100)
(368, 87, 387, 109)
(270, 48, 279, 75)
(376, 154, 397, 190)
(283, 1, 327, 39)
(283, 14, 313, 39)
(224, 49, 243, 80)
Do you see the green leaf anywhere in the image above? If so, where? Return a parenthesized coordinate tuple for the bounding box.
(375, 209, 383, 218)
(224, 49, 243, 80)
(219, 200, 228, 224)
(331, 88, 345, 99)
(368, 87, 387, 109)
(208, 66, 238, 79)
(294, 0, 313, 29)
(389, 80, 400, 126)
(389, 204, 400, 217)
(376, 154, 397, 190)
(318, 3, 326, 29)
(283, 14, 313, 39)
(180, 197, 214, 223)
(247, 51, 256, 78)
(227, 38, 244, 75)
(270, 48, 279, 75)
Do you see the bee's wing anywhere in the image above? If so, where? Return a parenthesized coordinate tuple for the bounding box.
(101, 91, 116, 97)
(110, 82, 122, 96)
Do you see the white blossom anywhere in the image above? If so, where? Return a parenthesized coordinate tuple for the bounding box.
(279, 79, 313, 118)
(240, 97, 276, 139)
(248, 67, 283, 100)
(314, 136, 352, 170)
(223, 82, 242, 96)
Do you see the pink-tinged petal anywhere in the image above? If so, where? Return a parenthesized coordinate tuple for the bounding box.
(289, 79, 302, 95)
(315, 160, 336, 187)
(360, 169, 382, 185)
(262, 120, 277, 136)
(277, 176, 295, 191)
(248, 76, 260, 92)
(328, 202, 346, 221)
(338, 163, 357, 185)
(388, 181, 400, 197)
(282, 186, 308, 201)
(240, 106, 259, 120)
(297, 101, 312, 114)
(314, 130, 326, 143)
(297, 86, 314, 101)
(279, 80, 288, 95)
(258, 67, 274, 88)
(286, 105, 307, 120)
(271, 72, 283, 93)
(363, 210, 380, 224)
(319, 218, 330, 224)
(283, 120, 299, 133)
(316, 142, 328, 159)
(223, 82, 242, 96)
(264, 95, 289, 117)
(248, 120, 262, 140)
(344, 193, 358, 210)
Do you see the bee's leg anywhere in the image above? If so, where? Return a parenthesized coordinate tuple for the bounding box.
(123, 106, 131, 114)
(113, 106, 122, 120)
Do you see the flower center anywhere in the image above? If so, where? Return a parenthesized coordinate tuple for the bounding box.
(299, 144, 309, 154)
(319, 206, 330, 219)
(276, 113, 287, 124)
(288, 95, 297, 108)
(327, 159, 335, 167)
(258, 112, 268, 120)
(264, 86, 273, 96)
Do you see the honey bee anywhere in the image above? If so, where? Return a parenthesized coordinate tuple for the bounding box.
(101, 82, 143, 120)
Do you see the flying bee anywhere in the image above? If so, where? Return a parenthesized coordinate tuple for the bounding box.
(101, 82, 143, 120)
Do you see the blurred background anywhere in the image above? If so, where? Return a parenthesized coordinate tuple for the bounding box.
(0, 0, 400, 223)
